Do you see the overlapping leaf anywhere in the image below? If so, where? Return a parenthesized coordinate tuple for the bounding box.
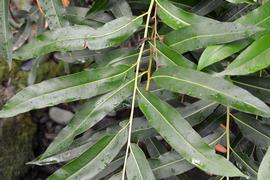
(198, 1, 270, 70)
(220, 35, 270, 76)
(0, 65, 132, 118)
(47, 124, 128, 180)
(137, 89, 246, 177)
(156, 0, 215, 29)
(40, 71, 135, 159)
(153, 66, 270, 117)
(126, 143, 156, 180)
(164, 22, 262, 54)
(13, 15, 143, 60)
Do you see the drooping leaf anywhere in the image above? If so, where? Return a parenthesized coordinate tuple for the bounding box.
(232, 76, 270, 103)
(231, 148, 258, 179)
(0, 65, 132, 118)
(13, 15, 143, 60)
(126, 143, 156, 180)
(38, 0, 68, 29)
(156, 0, 215, 30)
(164, 22, 261, 54)
(149, 130, 225, 179)
(40, 71, 135, 159)
(231, 113, 270, 149)
(0, 0, 12, 67)
(47, 124, 128, 180)
(220, 35, 270, 76)
(137, 89, 246, 177)
(258, 147, 270, 180)
(198, 1, 270, 70)
(151, 41, 196, 69)
(12, 18, 32, 51)
(152, 66, 270, 117)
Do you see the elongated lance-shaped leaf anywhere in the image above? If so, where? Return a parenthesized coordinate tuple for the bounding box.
(40, 71, 135, 159)
(150, 41, 196, 69)
(231, 113, 270, 149)
(13, 15, 143, 60)
(0, 65, 132, 118)
(152, 66, 270, 117)
(258, 147, 270, 180)
(198, 1, 270, 70)
(232, 76, 270, 104)
(47, 124, 128, 180)
(38, 0, 68, 29)
(197, 40, 251, 70)
(126, 143, 156, 180)
(164, 22, 262, 54)
(137, 89, 246, 177)
(0, 0, 12, 67)
(149, 130, 226, 179)
(231, 148, 258, 179)
(220, 35, 270, 76)
(156, 0, 215, 30)
(111, 0, 133, 17)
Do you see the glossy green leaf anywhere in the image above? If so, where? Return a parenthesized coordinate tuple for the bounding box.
(137, 89, 246, 177)
(231, 148, 258, 179)
(164, 22, 261, 54)
(0, 0, 12, 67)
(232, 76, 270, 103)
(40, 71, 135, 159)
(231, 113, 270, 148)
(126, 143, 156, 180)
(198, 1, 270, 70)
(47, 124, 128, 180)
(0, 65, 132, 118)
(151, 41, 196, 69)
(258, 147, 270, 180)
(197, 40, 251, 70)
(13, 15, 143, 60)
(156, 0, 215, 30)
(149, 130, 225, 179)
(220, 35, 270, 76)
(38, 0, 68, 29)
(152, 66, 270, 117)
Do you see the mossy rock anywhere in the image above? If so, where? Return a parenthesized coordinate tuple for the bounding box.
(0, 113, 36, 180)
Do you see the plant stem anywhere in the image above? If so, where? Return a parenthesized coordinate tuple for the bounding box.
(121, 0, 155, 179)
(226, 106, 230, 180)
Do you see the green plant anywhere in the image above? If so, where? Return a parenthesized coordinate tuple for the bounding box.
(1, 0, 270, 179)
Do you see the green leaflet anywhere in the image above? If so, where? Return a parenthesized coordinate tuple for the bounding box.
(150, 41, 196, 69)
(232, 76, 270, 104)
(126, 144, 156, 180)
(198, 1, 270, 70)
(0, 0, 12, 68)
(13, 15, 143, 60)
(258, 147, 270, 180)
(137, 88, 246, 177)
(231, 113, 270, 149)
(40, 71, 135, 159)
(0, 65, 132, 118)
(152, 66, 270, 117)
(38, 0, 68, 29)
(164, 22, 262, 54)
(220, 35, 270, 76)
(47, 124, 128, 180)
(156, 0, 215, 29)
